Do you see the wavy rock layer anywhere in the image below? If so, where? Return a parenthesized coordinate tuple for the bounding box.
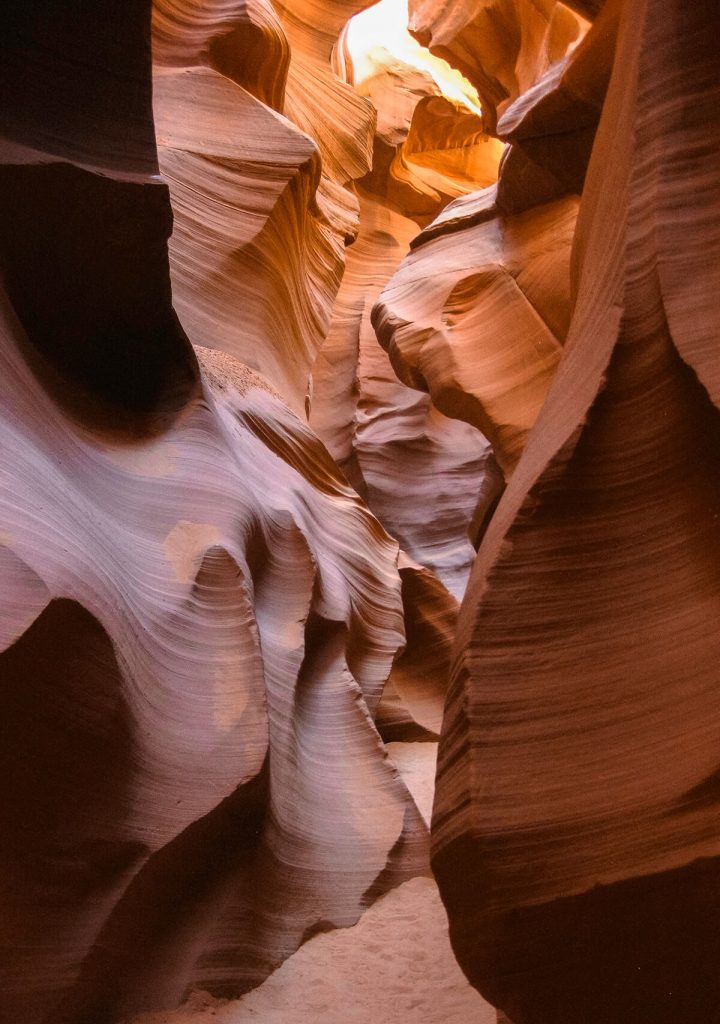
(374, 190, 578, 474)
(131, 746, 496, 1024)
(311, 191, 495, 598)
(311, 13, 506, 611)
(0, 3, 428, 1022)
(0, 324, 427, 1024)
(494, 0, 618, 215)
(432, 0, 720, 1021)
(133, 879, 495, 1024)
(151, 0, 367, 415)
(343, 14, 504, 227)
(407, 0, 586, 133)
(386, 95, 503, 223)
(379, 556, 461, 740)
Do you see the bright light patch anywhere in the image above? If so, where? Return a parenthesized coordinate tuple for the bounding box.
(346, 0, 481, 114)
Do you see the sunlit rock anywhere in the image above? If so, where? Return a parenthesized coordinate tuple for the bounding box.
(374, 190, 578, 474)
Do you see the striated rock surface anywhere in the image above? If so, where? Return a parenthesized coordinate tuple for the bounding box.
(311, 6, 505, 606)
(374, 189, 578, 474)
(130, 746, 496, 1024)
(407, 0, 587, 133)
(0, 334, 427, 1023)
(432, 0, 720, 1021)
(495, 0, 618, 214)
(386, 95, 502, 222)
(341, 0, 504, 223)
(131, 878, 495, 1024)
(0, 3, 429, 1022)
(5, 0, 717, 1023)
(151, 0, 369, 415)
(312, 192, 496, 597)
(379, 556, 460, 739)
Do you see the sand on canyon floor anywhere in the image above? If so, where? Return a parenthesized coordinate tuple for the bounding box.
(133, 877, 495, 1024)
(133, 742, 496, 1024)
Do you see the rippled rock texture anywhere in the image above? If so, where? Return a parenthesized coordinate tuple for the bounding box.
(311, 190, 499, 599)
(312, 5, 506, 600)
(0, 3, 428, 1022)
(2, 0, 719, 1021)
(407, 0, 587, 133)
(374, 190, 578, 475)
(152, 0, 374, 415)
(429, 0, 720, 1021)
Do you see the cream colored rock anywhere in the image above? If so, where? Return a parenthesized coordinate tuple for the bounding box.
(312, 17, 504, 595)
(386, 742, 438, 825)
(276, 0, 377, 312)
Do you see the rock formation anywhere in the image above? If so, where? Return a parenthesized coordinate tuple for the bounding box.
(133, 877, 496, 1024)
(0, 3, 428, 1021)
(429, 0, 720, 1021)
(493, 0, 617, 214)
(373, 190, 578, 475)
(151, 0, 373, 415)
(2, 0, 718, 1021)
(407, 0, 587, 133)
(372, 0, 617, 479)
(312, 1, 505, 602)
(311, 190, 499, 598)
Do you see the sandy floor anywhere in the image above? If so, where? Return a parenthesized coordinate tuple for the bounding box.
(387, 741, 438, 826)
(133, 742, 496, 1024)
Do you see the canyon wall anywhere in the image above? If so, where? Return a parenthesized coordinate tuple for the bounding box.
(1, 0, 718, 1022)
(0, 3, 430, 1021)
(422, 1, 720, 1021)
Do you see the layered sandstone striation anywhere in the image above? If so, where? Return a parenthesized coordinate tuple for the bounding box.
(311, 0, 504, 603)
(431, 0, 720, 1021)
(342, 0, 504, 223)
(373, 190, 578, 475)
(311, 191, 498, 598)
(407, 0, 587, 133)
(2, 0, 718, 1022)
(0, 325, 428, 1023)
(132, 878, 496, 1024)
(0, 3, 430, 1022)
(371, 1, 618, 480)
(151, 0, 373, 415)
(493, 0, 617, 214)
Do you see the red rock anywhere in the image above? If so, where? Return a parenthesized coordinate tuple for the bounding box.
(432, 0, 720, 1020)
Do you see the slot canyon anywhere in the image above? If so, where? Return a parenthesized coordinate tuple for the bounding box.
(0, 1, 718, 1022)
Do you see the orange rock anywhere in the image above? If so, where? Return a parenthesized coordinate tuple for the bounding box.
(433, 0, 720, 1019)
(408, 0, 586, 133)
(374, 190, 578, 474)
